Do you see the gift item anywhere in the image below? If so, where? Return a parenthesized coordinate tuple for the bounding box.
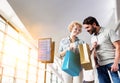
(62, 50, 81, 76)
(78, 43, 93, 70)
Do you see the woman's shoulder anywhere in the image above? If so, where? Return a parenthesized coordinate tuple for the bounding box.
(61, 37, 68, 41)
(60, 37, 69, 43)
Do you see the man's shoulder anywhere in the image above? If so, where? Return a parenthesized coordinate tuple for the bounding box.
(103, 27, 115, 33)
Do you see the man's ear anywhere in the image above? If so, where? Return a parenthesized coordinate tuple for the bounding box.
(92, 22, 96, 26)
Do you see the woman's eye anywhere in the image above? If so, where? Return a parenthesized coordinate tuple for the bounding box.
(79, 29, 81, 32)
(75, 28, 77, 30)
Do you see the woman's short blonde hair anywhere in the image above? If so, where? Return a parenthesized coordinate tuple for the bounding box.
(68, 21, 82, 32)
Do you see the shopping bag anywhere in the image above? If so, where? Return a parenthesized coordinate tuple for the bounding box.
(78, 43, 93, 70)
(108, 68, 120, 83)
(62, 50, 81, 76)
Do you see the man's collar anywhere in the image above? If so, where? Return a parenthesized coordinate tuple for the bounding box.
(94, 27, 104, 35)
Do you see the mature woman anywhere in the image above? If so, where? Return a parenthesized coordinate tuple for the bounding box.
(58, 21, 84, 83)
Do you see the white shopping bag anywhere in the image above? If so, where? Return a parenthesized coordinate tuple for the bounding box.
(108, 69, 120, 83)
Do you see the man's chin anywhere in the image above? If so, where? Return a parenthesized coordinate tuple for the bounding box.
(88, 32, 93, 35)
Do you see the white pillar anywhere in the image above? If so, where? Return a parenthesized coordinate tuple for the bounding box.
(115, 0, 120, 37)
(116, 0, 120, 21)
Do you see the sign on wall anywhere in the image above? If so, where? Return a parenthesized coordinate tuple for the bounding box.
(38, 38, 55, 63)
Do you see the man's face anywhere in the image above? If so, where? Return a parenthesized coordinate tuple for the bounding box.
(83, 24, 96, 35)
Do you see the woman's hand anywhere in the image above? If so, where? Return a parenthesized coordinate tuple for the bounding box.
(67, 43, 76, 50)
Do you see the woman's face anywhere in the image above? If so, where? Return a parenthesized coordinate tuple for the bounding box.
(71, 25, 81, 36)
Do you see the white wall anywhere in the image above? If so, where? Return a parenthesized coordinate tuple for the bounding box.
(116, 0, 120, 21)
(116, 0, 120, 37)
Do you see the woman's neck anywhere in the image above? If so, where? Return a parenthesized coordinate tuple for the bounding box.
(70, 35, 76, 43)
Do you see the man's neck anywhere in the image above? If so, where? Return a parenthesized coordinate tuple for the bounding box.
(95, 26, 101, 35)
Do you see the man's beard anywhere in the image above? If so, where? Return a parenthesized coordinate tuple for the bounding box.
(88, 27, 96, 35)
(91, 27, 96, 35)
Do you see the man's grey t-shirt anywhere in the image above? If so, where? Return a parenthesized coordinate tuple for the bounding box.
(91, 27, 120, 66)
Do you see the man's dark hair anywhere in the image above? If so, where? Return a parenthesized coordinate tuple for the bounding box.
(83, 16, 100, 26)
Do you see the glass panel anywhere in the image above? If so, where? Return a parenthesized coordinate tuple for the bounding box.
(2, 54, 16, 67)
(16, 70, 26, 79)
(28, 65, 37, 75)
(2, 66, 15, 77)
(29, 57, 37, 66)
(3, 36, 19, 57)
(46, 72, 51, 83)
(15, 79, 26, 83)
(38, 63, 45, 70)
(0, 66, 3, 75)
(27, 80, 36, 83)
(1, 76, 14, 83)
(16, 60, 28, 72)
(0, 43, 3, 52)
(6, 25, 19, 39)
(17, 44, 29, 62)
(52, 74, 57, 82)
(0, 32, 4, 52)
(19, 44, 29, 55)
(30, 49, 38, 59)
(37, 68, 45, 83)
(19, 35, 29, 46)
(37, 74, 44, 83)
(0, 18, 5, 31)
(0, 32, 4, 42)
(28, 72, 36, 82)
